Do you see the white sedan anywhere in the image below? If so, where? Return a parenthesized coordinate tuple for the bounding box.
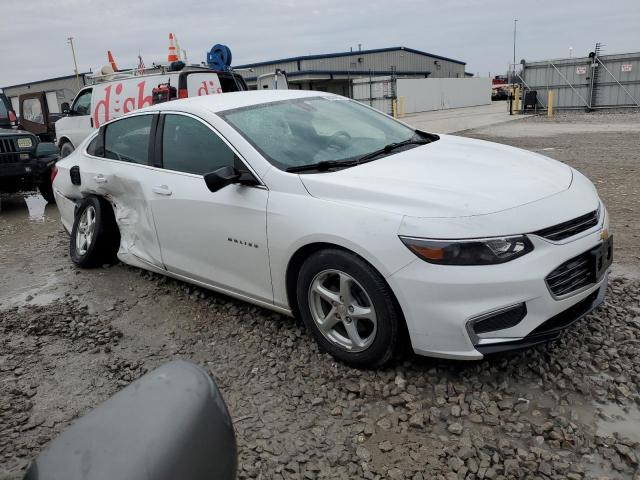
(52, 90, 612, 367)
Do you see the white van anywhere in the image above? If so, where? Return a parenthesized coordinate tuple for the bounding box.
(55, 66, 248, 157)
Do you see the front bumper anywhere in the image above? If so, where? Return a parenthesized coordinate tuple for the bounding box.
(388, 212, 611, 360)
(0, 155, 56, 182)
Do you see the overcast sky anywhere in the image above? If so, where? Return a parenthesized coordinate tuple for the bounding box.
(2, 0, 638, 87)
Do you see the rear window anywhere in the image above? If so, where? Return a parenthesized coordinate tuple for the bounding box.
(219, 74, 245, 92)
(104, 115, 152, 164)
(0, 98, 8, 119)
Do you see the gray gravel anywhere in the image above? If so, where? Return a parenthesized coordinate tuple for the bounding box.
(1, 263, 639, 479)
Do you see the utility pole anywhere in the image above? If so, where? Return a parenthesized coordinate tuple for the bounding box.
(513, 19, 517, 67)
(67, 37, 80, 90)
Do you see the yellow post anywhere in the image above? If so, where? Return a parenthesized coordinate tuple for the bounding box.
(392, 99, 397, 118)
(513, 86, 520, 114)
(547, 90, 555, 117)
(399, 96, 405, 118)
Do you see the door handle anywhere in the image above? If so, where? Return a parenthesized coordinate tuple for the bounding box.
(93, 174, 107, 184)
(152, 185, 172, 196)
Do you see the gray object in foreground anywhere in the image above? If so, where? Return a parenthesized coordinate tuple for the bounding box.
(24, 360, 237, 480)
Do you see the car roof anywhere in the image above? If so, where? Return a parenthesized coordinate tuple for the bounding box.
(140, 90, 337, 115)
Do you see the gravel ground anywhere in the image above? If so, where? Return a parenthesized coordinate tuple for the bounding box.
(1, 111, 640, 479)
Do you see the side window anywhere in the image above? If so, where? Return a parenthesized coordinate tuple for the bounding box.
(72, 89, 92, 115)
(86, 133, 104, 157)
(162, 114, 237, 175)
(104, 115, 153, 164)
(23, 98, 44, 124)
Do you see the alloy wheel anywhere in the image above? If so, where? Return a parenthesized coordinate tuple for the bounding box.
(308, 269, 377, 352)
(76, 206, 96, 256)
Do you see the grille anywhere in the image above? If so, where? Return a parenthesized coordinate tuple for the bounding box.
(0, 138, 20, 164)
(546, 250, 595, 296)
(533, 210, 599, 241)
(472, 303, 527, 335)
(0, 138, 17, 154)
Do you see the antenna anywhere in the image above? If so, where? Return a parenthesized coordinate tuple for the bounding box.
(67, 37, 81, 90)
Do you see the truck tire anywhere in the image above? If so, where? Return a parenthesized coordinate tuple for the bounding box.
(70, 196, 120, 268)
(60, 142, 75, 158)
(38, 176, 55, 203)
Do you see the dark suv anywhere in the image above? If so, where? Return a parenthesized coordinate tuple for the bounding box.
(0, 123, 59, 202)
(0, 90, 18, 129)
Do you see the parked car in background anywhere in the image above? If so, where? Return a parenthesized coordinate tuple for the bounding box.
(52, 90, 611, 367)
(0, 128, 59, 202)
(54, 65, 248, 158)
(0, 90, 18, 129)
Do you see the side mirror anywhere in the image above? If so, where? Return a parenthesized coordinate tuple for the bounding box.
(24, 360, 237, 480)
(36, 142, 60, 158)
(204, 166, 258, 192)
(61, 102, 70, 114)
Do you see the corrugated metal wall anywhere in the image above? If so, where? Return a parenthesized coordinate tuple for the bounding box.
(520, 51, 640, 109)
(353, 76, 492, 115)
(352, 76, 395, 114)
(397, 78, 491, 113)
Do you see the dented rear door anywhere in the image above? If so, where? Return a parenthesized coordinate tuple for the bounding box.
(80, 114, 164, 267)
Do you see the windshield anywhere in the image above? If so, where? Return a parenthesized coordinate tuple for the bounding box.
(219, 96, 420, 171)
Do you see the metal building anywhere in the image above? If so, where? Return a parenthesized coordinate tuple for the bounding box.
(518, 47, 640, 110)
(235, 46, 468, 96)
(2, 73, 88, 115)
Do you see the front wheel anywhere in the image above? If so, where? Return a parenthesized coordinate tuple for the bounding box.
(297, 249, 401, 368)
(60, 142, 74, 158)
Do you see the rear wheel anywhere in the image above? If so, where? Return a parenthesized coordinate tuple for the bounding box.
(70, 196, 120, 268)
(297, 249, 401, 367)
(60, 142, 74, 158)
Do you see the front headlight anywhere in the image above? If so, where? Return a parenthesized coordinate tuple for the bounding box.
(399, 235, 534, 265)
(17, 137, 34, 149)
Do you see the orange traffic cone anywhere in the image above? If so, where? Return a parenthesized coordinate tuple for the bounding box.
(107, 50, 119, 71)
(167, 33, 179, 63)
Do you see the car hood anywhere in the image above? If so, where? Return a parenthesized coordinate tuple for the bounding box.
(299, 134, 573, 218)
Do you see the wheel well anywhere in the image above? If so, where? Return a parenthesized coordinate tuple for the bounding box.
(285, 243, 409, 343)
(58, 137, 73, 149)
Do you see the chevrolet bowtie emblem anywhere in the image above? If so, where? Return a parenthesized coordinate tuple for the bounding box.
(600, 228, 610, 240)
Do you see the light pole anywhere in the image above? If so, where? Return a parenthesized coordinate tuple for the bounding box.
(68, 37, 80, 90)
(513, 19, 518, 68)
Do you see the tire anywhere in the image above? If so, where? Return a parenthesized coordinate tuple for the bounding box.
(70, 196, 120, 268)
(297, 249, 401, 368)
(38, 175, 55, 203)
(60, 142, 74, 158)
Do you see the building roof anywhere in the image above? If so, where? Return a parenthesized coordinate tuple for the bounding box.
(2, 72, 91, 90)
(242, 69, 432, 82)
(235, 46, 466, 69)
